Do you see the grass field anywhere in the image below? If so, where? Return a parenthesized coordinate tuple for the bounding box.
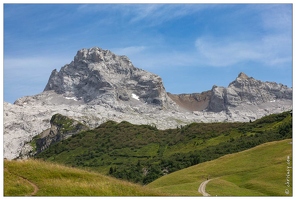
(4, 159, 164, 196)
(148, 139, 292, 196)
(4, 139, 292, 196)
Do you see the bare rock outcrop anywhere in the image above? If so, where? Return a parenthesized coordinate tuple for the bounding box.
(207, 72, 292, 112)
(35, 114, 89, 153)
(44, 47, 175, 109)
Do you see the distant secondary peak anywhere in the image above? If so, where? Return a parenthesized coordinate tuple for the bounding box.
(237, 72, 249, 79)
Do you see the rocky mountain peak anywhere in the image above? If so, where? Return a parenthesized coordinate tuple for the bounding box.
(230, 72, 253, 87)
(43, 47, 174, 108)
(237, 72, 249, 79)
(73, 47, 134, 70)
(207, 72, 292, 112)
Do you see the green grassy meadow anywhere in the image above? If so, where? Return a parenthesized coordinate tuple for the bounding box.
(148, 139, 292, 196)
(4, 159, 163, 196)
(4, 139, 292, 196)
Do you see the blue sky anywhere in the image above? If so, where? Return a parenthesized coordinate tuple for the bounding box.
(3, 3, 293, 103)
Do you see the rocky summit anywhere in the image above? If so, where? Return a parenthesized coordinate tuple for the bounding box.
(43, 47, 174, 109)
(3, 47, 292, 160)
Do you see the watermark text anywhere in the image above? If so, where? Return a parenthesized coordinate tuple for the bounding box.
(285, 155, 292, 195)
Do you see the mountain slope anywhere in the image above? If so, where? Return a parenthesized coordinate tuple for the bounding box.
(167, 91, 212, 111)
(4, 159, 163, 196)
(147, 139, 292, 196)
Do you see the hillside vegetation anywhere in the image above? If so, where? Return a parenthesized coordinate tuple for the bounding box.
(4, 159, 163, 196)
(148, 139, 292, 196)
(35, 111, 292, 184)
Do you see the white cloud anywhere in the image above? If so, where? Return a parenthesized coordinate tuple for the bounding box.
(128, 4, 161, 23)
(195, 37, 258, 67)
(260, 4, 292, 32)
(194, 33, 291, 67)
(190, 4, 292, 68)
(127, 4, 215, 26)
(77, 4, 213, 26)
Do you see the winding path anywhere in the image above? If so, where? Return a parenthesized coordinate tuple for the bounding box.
(198, 179, 212, 196)
(6, 169, 39, 196)
(23, 176, 39, 196)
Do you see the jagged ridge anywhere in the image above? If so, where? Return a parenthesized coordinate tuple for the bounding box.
(208, 72, 292, 112)
(170, 72, 292, 112)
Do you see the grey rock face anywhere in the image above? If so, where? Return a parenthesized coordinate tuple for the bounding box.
(207, 72, 292, 112)
(44, 47, 173, 108)
(207, 85, 227, 112)
(168, 72, 292, 113)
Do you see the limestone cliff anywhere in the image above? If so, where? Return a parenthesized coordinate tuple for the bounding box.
(44, 47, 174, 109)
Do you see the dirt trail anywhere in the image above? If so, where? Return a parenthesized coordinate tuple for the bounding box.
(198, 179, 212, 196)
(6, 169, 39, 196)
(23, 176, 39, 196)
